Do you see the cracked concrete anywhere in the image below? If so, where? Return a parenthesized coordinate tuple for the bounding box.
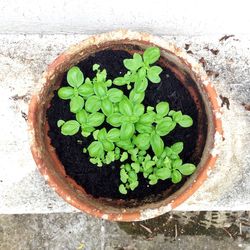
(0, 34, 249, 214)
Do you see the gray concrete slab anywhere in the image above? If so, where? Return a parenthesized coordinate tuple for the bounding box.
(0, 34, 249, 213)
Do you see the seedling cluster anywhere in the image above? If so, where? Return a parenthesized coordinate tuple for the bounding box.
(57, 47, 196, 195)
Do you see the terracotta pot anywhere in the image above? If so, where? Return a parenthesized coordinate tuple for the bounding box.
(28, 30, 223, 221)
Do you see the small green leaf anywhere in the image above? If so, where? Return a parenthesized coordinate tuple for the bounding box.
(57, 119, 65, 127)
(119, 98, 133, 116)
(113, 77, 127, 86)
(129, 181, 139, 191)
(107, 88, 123, 103)
(147, 66, 162, 83)
(172, 111, 182, 122)
(58, 87, 74, 100)
(102, 141, 115, 152)
(133, 133, 150, 151)
(133, 103, 145, 117)
(120, 123, 135, 140)
(107, 128, 120, 142)
(143, 47, 161, 64)
(156, 102, 169, 117)
(138, 67, 146, 80)
(150, 133, 164, 156)
(135, 123, 153, 134)
(87, 112, 105, 127)
(134, 78, 148, 93)
(139, 112, 155, 123)
(148, 174, 158, 185)
(70, 96, 84, 113)
(88, 141, 104, 158)
(96, 69, 107, 83)
(119, 184, 127, 194)
(93, 82, 107, 97)
(156, 117, 175, 136)
(76, 109, 88, 124)
(155, 167, 171, 180)
(78, 83, 94, 98)
(97, 128, 107, 141)
(93, 64, 100, 71)
(67, 66, 84, 88)
(171, 170, 182, 183)
(120, 169, 128, 183)
(129, 90, 145, 104)
(144, 160, 155, 171)
(173, 159, 183, 169)
(101, 98, 113, 116)
(131, 163, 140, 173)
(105, 151, 115, 164)
(116, 140, 134, 150)
(85, 95, 101, 113)
(120, 152, 128, 162)
(178, 163, 196, 175)
(123, 53, 143, 71)
(107, 113, 123, 127)
(178, 115, 193, 128)
(61, 120, 80, 135)
(171, 142, 184, 154)
(128, 171, 138, 182)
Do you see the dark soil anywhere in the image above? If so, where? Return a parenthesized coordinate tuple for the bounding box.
(47, 49, 199, 200)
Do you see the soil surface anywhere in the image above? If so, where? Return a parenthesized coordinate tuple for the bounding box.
(47, 49, 199, 200)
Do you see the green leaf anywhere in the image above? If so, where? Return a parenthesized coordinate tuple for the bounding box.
(133, 133, 150, 151)
(57, 119, 65, 127)
(101, 98, 113, 116)
(133, 103, 145, 117)
(58, 87, 74, 100)
(143, 47, 161, 64)
(155, 167, 171, 180)
(123, 53, 143, 71)
(135, 123, 153, 134)
(93, 64, 100, 71)
(163, 157, 171, 168)
(119, 184, 127, 195)
(129, 90, 145, 104)
(172, 111, 182, 122)
(173, 159, 183, 169)
(107, 128, 120, 142)
(102, 141, 115, 152)
(105, 151, 115, 164)
(148, 174, 158, 185)
(70, 96, 84, 113)
(134, 78, 148, 93)
(139, 112, 155, 123)
(87, 112, 105, 127)
(120, 169, 128, 183)
(147, 66, 162, 83)
(171, 142, 184, 154)
(61, 120, 80, 135)
(67, 66, 84, 88)
(178, 163, 196, 175)
(128, 171, 138, 182)
(78, 83, 94, 98)
(107, 113, 123, 127)
(85, 95, 101, 113)
(88, 141, 104, 158)
(119, 98, 133, 116)
(120, 152, 128, 162)
(129, 181, 139, 191)
(96, 69, 107, 83)
(107, 88, 123, 103)
(171, 170, 182, 183)
(144, 160, 155, 171)
(120, 123, 135, 140)
(116, 140, 134, 150)
(131, 163, 140, 173)
(178, 115, 193, 128)
(93, 82, 107, 97)
(97, 128, 107, 141)
(113, 77, 127, 86)
(76, 109, 88, 124)
(156, 102, 169, 117)
(138, 67, 146, 80)
(156, 117, 175, 136)
(150, 133, 164, 156)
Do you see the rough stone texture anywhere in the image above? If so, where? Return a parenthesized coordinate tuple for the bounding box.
(0, 212, 249, 250)
(0, 34, 249, 213)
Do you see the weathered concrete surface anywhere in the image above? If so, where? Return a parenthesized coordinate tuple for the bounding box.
(0, 34, 249, 213)
(0, 212, 249, 250)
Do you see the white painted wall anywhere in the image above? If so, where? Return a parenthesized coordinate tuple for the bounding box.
(0, 0, 250, 35)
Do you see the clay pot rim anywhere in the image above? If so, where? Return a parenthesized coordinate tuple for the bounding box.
(28, 30, 223, 221)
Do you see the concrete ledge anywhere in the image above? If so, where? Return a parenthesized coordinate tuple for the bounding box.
(0, 34, 249, 213)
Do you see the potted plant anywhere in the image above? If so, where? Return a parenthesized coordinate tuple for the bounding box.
(28, 30, 223, 221)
